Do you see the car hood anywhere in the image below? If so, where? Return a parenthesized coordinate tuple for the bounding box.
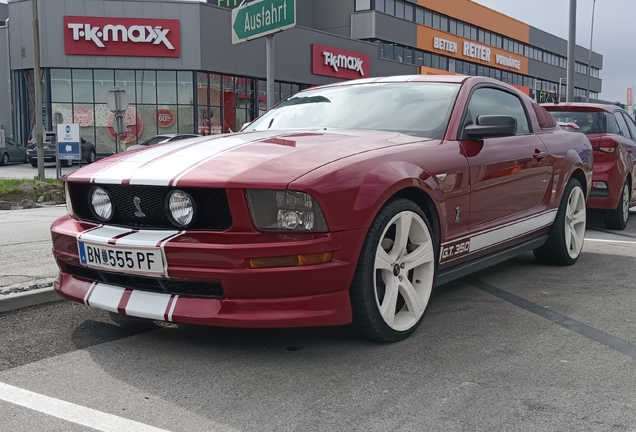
(68, 129, 430, 188)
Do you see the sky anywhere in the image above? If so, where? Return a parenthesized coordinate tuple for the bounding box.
(1, 0, 630, 102)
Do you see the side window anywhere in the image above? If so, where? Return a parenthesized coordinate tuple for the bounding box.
(621, 112, 636, 141)
(605, 113, 621, 134)
(614, 112, 630, 138)
(465, 87, 531, 135)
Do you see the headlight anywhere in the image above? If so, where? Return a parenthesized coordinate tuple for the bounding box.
(89, 187, 113, 222)
(246, 190, 328, 232)
(166, 190, 195, 228)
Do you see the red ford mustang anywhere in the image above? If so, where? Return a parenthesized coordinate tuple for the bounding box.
(51, 76, 593, 342)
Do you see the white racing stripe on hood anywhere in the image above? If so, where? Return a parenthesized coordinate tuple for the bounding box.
(128, 136, 248, 186)
(112, 230, 179, 247)
(90, 139, 209, 184)
(77, 226, 132, 242)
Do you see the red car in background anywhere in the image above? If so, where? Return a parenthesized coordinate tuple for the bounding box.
(544, 103, 636, 230)
(51, 76, 592, 342)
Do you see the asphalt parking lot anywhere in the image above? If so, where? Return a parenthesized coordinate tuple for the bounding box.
(0, 210, 636, 431)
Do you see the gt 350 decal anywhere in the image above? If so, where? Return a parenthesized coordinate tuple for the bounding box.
(440, 240, 470, 262)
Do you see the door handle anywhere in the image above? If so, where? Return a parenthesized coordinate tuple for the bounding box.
(533, 150, 547, 161)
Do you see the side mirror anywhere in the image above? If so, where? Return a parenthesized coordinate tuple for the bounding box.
(463, 115, 518, 140)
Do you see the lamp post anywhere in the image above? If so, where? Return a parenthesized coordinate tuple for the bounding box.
(586, 0, 597, 102)
(566, 0, 577, 102)
(107, 88, 129, 153)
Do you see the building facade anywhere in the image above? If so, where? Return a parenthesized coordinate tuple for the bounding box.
(5, 0, 603, 156)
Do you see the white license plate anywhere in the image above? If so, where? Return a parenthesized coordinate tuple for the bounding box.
(78, 241, 164, 275)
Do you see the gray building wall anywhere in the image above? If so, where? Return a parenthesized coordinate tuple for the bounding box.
(312, 0, 354, 37)
(352, 11, 417, 47)
(9, 0, 415, 86)
(0, 26, 11, 137)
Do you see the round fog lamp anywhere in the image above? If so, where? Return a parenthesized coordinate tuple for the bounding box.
(89, 187, 113, 222)
(166, 190, 195, 228)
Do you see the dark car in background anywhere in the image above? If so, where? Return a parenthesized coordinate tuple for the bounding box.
(544, 103, 636, 230)
(0, 135, 27, 166)
(125, 134, 201, 151)
(27, 133, 97, 167)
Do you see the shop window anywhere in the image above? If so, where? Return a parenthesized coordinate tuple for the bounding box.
(394, 46, 404, 62)
(280, 83, 292, 101)
(51, 69, 72, 103)
(478, 30, 485, 43)
(495, 35, 502, 49)
(448, 59, 455, 73)
(404, 3, 413, 21)
(456, 22, 463, 38)
(94, 103, 113, 154)
(484, 32, 491, 46)
(375, 0, 385, 13)
(424, 10, 432, 27)
(157, 71, 177, 105)
(384, 44, 394, 61)
(73, 103, 95, 148)
(355, 0, 371, 11)
(490, 68, 496, 79)
(431, 54, 440, 70)
(415, 51, 423, 66)
(94, 70, 114, 104)
(404, 48, 413, 64)
(432, 13, 440, 30)
(178, 71, 194, 105)
(440, 16, 447, 32)
(72, 69, 94, 103)
(469, 64, 476, 76)
(385, 0, 395, 15)
(423, 52, 432, 67)
(477, 65, 484, 76)
(503, 39, 509, 52)
(395, 1, 404, 19)
(439, 57, 448, 71)
(51, 103, 72, 128)
(136, 71, 157, 105)
(115, 70, 136, 104)
(415, 8, 423, 24)
(495, 69, 501, 81)
(449, 19, 456, 35)
(470, 27, 477, 41)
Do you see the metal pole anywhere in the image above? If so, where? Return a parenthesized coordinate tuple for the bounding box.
(586, 0, 596, 102)
(266, 34, 275, 110)
(32, 0, 45, 179)
(566, 0, 577, 102)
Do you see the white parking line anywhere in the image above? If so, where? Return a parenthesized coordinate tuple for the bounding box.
(0, 382, 171, 432)
(585, 238, 636, 245)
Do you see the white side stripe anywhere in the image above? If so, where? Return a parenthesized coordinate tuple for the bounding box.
(125, 291, 171, 320)
(470, 210, 557, 252)
(87, 284, 125, 312)
(128, 136, 248, 186)
(0, 381, 171, 432)
(168, 295, 179, 322)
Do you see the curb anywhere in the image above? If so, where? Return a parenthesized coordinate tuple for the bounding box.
(0, 287, 63, 313)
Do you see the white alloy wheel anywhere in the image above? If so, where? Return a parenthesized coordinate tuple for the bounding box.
(565, 185, 586, 259)
(373, 211, 435, 332)
(622, 183, 630, 224)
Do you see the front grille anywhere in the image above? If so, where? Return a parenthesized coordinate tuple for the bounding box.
(69, 183, 232, 230)
(66, 264, 224, 298)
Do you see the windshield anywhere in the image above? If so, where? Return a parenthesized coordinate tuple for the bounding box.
(246, 82, 461, 139)
(547, 110, 605, 134)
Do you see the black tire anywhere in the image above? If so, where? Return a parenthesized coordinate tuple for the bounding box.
(86, 149, 96, 164)
(350, 198, 437, 343)
(534, 178, 586, 266)
(30, 159, 38, 168)
(63, 159, 73, 167)
(604, 180, 630, 230)
(0, 152, 8, 166)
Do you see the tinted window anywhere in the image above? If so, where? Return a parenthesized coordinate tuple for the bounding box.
(247, 83, 461, 139)
(621, 112, 636, 140)
(140, 136, 169, 146)
(605, 113, 621, 134)
(466, 88, 530, 134)
(547, 110, 604, 134)
(614, 112, 630, 138)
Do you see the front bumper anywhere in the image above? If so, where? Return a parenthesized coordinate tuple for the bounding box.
(27, 150, 57, 162)
(52, 215, 366, 328)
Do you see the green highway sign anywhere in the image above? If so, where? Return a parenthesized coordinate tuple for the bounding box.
(231, 0, 296, 44)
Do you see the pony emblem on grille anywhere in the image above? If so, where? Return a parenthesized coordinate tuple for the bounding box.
(133, 196, 146, 217)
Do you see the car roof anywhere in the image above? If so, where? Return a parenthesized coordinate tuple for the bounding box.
(541, 102, 619, 113)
